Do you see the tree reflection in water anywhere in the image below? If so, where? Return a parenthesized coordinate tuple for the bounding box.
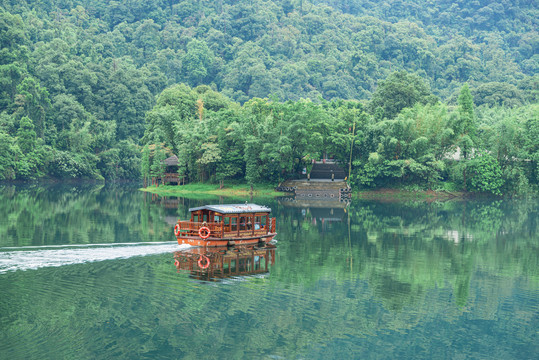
(0, 185, 537, 359)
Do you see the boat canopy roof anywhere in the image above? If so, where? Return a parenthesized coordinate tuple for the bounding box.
(189, 203, 271, 214)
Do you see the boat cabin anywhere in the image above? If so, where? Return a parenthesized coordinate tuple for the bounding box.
(191, 204, 272, 236)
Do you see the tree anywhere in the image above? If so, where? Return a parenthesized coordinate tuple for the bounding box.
(456, 83, 476, 159)
(51, 94, 90, 132)
(244, 136, 263, 185)
(150, 146, 166, 186)
(369, 71, 437, 120)
(0, 11, 28, 112)
(134, 19, 161, 61)
(141, 144, 150, 187)
(196, 142, 222, 182)
(522, 105, 539, 188)
(472, 82, 525, 108)
(468, 152, 504, 195)
(15, 77, 51, 138)
(182, 39, 215, 86)
(142, 83, 197, 153)
(0, 132, 16, 179)
(0, 63, 26, 112)
(455, 83, 477, 191)
(16, 116, 36, 154)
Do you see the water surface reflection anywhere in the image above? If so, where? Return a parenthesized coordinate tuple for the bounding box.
(0, 185, 537, 359)
(173, 244, 277, 281)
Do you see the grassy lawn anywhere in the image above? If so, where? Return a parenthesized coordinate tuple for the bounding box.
(140, 183, 285, 198)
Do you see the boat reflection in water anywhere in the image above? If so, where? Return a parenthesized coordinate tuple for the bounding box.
(173, 244, 276, 281)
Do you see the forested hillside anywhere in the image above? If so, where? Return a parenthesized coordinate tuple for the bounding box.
(0, 0, 537, 194)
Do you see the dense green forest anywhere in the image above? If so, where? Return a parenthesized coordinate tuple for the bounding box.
(0, 0, 537, 194)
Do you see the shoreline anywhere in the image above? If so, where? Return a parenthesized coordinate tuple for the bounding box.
(356, 189, 467, 201)
(140, 183, 471, 201)
(139, 184, 531, 201)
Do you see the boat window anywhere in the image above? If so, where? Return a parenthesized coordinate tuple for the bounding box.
(239, 216, 246, 231)
(223, 217, 230, 225)
(261, 216, 267, 229)
(214, 215, 222, 223)
(231, 217, 237, 231)
(254, 216, 261, 230)
(193, 214, 199, 222)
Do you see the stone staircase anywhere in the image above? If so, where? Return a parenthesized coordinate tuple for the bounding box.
(309, 162, 346, 180)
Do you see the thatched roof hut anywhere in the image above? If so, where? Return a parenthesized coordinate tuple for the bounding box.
(163, 155, 179, 166)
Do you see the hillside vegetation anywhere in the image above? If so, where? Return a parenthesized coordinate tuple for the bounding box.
(0, 0, 537, 194)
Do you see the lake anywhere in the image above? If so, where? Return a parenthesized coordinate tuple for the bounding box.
(0, 183, 537, 359)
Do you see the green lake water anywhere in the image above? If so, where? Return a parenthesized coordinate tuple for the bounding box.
(0, 183, 537, 359)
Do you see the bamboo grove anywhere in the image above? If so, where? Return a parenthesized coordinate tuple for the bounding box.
(141, 82, 537, 195)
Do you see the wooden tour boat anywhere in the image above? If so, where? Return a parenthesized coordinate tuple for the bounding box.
(174, 203, 277, 247)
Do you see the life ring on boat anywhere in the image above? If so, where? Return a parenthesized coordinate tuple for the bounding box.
(198, 226, 211, 239)
(198, 255, 210, 269)
(174, 259, 179, 267)
(174, 224, 181, 236)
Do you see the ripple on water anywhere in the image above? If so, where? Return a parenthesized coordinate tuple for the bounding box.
(0, 242, 188, 273)
(0, 244, 193, 360)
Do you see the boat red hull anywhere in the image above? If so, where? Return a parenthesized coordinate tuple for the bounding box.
(177, 234, 276, 247)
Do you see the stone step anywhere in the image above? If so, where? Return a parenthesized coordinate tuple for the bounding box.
(309, 163, 346, 179)
(280, 180, 347, 191)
